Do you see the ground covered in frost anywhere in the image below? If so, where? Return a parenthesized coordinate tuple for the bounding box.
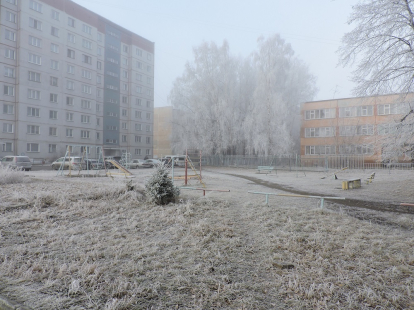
(0, 167, 413, 309)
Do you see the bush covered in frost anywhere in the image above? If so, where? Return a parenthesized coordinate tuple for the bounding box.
(0, 165, 25, 185)
(145, 163, 180, 205)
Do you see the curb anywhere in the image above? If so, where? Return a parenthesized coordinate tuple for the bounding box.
(0, 296, 32, 310)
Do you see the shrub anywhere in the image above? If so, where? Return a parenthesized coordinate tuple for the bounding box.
(145, 163, 180, 205)
(0, 165, 25, 185)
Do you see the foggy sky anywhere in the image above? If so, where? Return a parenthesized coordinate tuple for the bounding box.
(73, 0, 355, 107)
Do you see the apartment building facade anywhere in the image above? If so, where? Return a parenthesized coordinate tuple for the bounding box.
(0, 0, 154, 160)
(301, 93, 414, 163)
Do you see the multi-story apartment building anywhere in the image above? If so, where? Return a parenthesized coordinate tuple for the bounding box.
(301, 93, 414, 163)
(0, 0, 154, 161)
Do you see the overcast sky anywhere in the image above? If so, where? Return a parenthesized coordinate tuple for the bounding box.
(73, 0, 356, 107)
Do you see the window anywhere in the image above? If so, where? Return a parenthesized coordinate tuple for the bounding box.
(97, 33, 102, 41)
(82, 84, 92, 94)
(122, 84, 128, 91)
(29, 53, 41, 65)
(135, 136, 141, 143)
(29, 17, 42, 30)
(27, 107, 40, 117)
(67, 80, 75, 90)
(135, 111, 141, 118)
(68, 17, 75, 27)
(378, 104, 399, 115)
(96, 132, 100, 140)
(96, 75, 101, 83)
(358, 105, 373, 116)
(136, 61, 142, 69)
(97, 47, 102, 56)
(28, 36, 42, 48)
(122, 135, 127, 142)
(81, 69, 92, 79)
(107, 71, 118, 78)
(67, 64, 75, 74)
(4, 67, 14, 78)
(50, 60, 59, 70)
(146, 125, 151, 132)
(146, 89, 152, 96)
(49, 110, 57, 119)
(304, 127, 335, 138)
(339, 126, 356, 136)
(122, 58, 128, 66)
(67, 49, 75, 59)
(51, 10, 59, 20)
(50, 93, 58, 103)
(305, 145, 336, 155)
(4, 85, 14, 96)
(66, 128, 73, 137)
(50, 76, 58, 86)
(357, 124, 374, 136)
(146, 112, 151, 120)
(146, 149, 150, 156)
(147, 77, 151, 85)
(136, 73, 142, 81)
(3, 104, 14, 114)
(122, 109, 127, 116)
(67, 33, 76, 43)
(82, 24, 92, 34)
(123, 45, 128, 53)
(147, 53, 152, 60)
(146, 137, 151, 144)
(6, 0, 17, 4)
(107, 57, 118, 64)
(49, 144, 57, 153)
(136, 98, 142, 106)
(136, 49, 142, 56)
(3, 142, 13, 152)
(122, 96, 128, 104)
(146, 101, 151, 108)
(135, 148, 141, 155)
(81, 130, 90, 138)
(97, 118, 100, 125)
(81, 100, 91, 109)
(97, 61, 102, 70)
(29, 0, 42, 12)
(96, 104, 101, 111)
(135, 123, 142, 131)
(27, 143, 39, 152)
(27, 125, 40, 134)
(136, 86, 142, 93)
(146, 65, 151, 73)
(82, 54, 92, 64)
(82, 39, 92, 50)
(66, 97, 74, 106)
(49, 127, 57, 136)
(6, 11, 16, 23)
(122, 122, 127, 130)
(81, 115, 90, 123)
(28, 71, 41, 82)
(5, 48, 15, 59)
(3, 123, 13, 133)
(66, 112, 73, 121)
(305, 108, 335, 120)
(50, 43, 59, 53)
(123, 70, 128, 78)
(5, 29, 16, 41)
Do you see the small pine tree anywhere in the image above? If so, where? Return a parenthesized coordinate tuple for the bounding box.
(145, 163, 180, 205)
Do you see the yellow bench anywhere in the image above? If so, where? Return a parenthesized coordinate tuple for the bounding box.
(342, 178, 361, 190)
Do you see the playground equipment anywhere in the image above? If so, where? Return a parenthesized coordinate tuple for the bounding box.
(248, 191, 345, 209)
(180, 187, 230, 196)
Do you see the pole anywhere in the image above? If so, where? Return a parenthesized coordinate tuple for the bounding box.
(199, 150, 202, 180)
(185, 149, 188, 185)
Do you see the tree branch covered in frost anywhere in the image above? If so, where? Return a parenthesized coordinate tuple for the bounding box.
(170, 35, 316, 155)
(339, 0, 414, 160)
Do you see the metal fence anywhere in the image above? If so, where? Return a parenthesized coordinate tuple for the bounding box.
(202, 155, 414, 171)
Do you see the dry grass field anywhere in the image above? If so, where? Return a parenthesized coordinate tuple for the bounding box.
(0, 166, 414, 309)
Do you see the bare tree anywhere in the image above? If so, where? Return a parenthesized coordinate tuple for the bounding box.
(339, 0, 414, 161)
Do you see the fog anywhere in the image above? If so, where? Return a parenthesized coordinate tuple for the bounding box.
(73, 0, 356, 107)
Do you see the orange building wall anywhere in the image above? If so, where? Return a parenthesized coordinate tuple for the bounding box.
(153, 107, 173, 158)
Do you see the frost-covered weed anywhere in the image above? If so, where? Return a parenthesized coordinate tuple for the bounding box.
(0, 165, 25, 185)
(145, 164, 180, 205)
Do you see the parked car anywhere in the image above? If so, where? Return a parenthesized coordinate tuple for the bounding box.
(51, 157, 86, 170)
(127, 159, 145, 169)
(162, 155, 187, 167)
(104, 160, 116, 169)
(1, 156, 32, 171)
(85, 159, 103, 170)
(141, 159, 162, 168)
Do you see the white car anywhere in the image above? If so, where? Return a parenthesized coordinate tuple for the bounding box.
(127, 159, 145, 169)
(1, 156, 32, 171)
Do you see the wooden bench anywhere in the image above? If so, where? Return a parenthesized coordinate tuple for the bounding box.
(342, 178, 361, 190)
(257, 166, 275, 174)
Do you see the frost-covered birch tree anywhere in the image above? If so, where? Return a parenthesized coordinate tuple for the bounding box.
(245, 35, 316, 155)
(170, 36, 316, 155)
(339, 0, 414, 160)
